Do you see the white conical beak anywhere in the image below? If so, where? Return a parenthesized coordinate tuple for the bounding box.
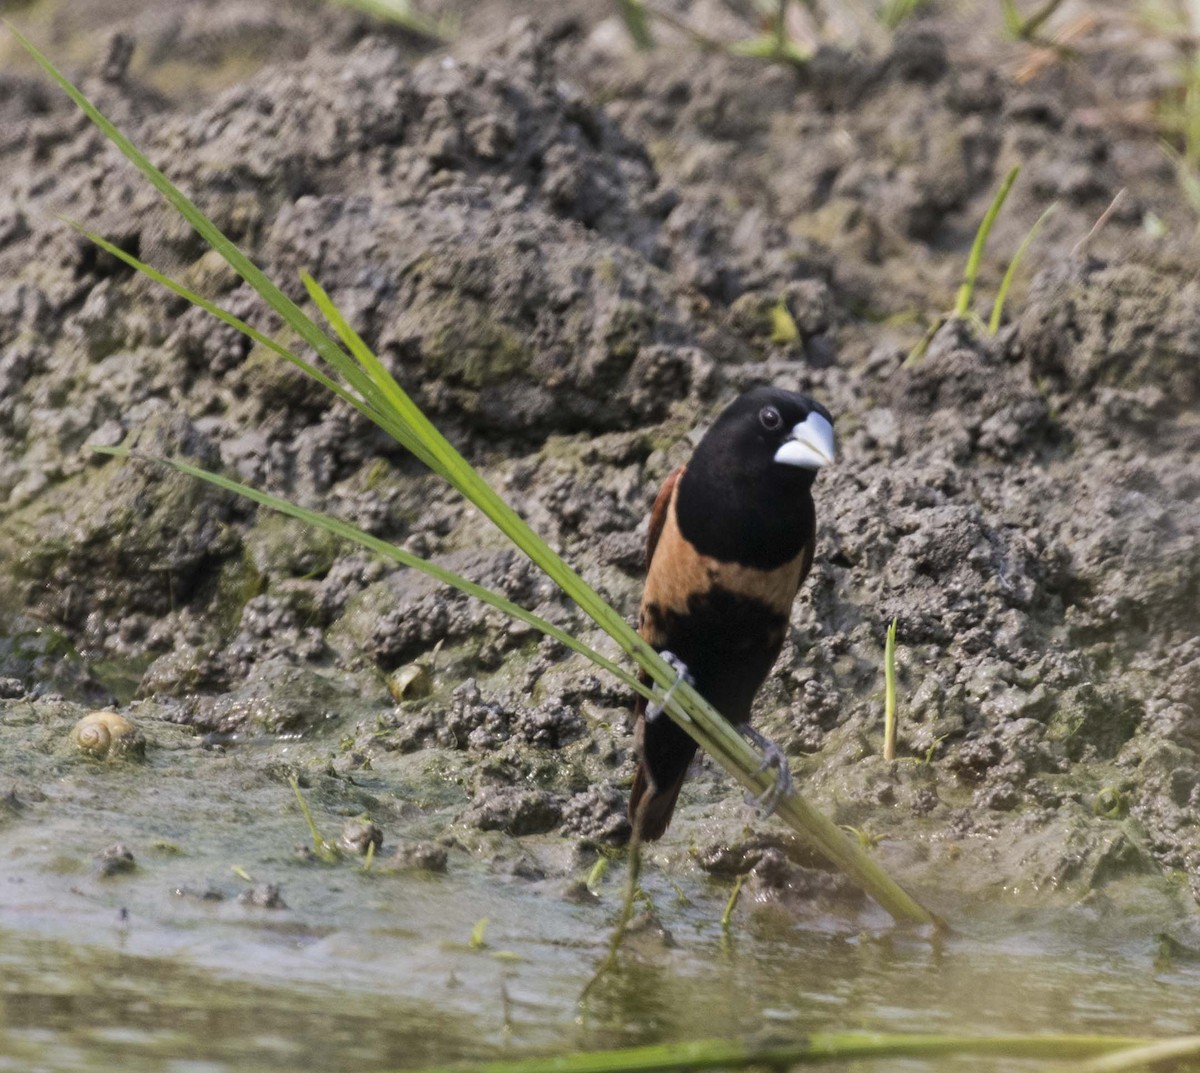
(773, 412, 836, 469)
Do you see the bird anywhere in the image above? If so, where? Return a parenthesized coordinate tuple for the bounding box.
(628, 386, 835, 841)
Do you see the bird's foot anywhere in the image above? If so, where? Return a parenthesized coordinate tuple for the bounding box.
(646, 651, 693, 723)
(740, 725, 794, 816)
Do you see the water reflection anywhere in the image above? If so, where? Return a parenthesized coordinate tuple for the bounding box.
(0, 935, 477, 1073)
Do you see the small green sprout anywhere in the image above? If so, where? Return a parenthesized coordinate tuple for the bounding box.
(721, 873, 746, 931)
(840, 825, 882, 850)
(883, 617, 898, 761)
(769, 296, 801, 344)
(585, 856, 610, 896)
(953, 165, 1021, 322)
(922, 734, 948, 765)
(1000, 0, 1065, 43)
(469, 917, 489, 949)
(288, 775, 340, 863)
(906, 166, 1054, 363)
(989, 201, 1058, 332)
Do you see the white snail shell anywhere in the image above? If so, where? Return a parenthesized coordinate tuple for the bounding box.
(71, 711, 145, 759)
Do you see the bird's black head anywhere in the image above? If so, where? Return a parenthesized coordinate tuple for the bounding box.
(676, 387, 836, 567)
(691, 386, 835, 484)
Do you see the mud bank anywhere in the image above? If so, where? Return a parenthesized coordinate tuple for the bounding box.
(3, 0, 1200, 1037)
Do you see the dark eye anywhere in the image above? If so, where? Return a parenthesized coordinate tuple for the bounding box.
(759, 406, 783, 431)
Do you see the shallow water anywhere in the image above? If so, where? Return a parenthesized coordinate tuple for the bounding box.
(3, 703, 1200, 1072)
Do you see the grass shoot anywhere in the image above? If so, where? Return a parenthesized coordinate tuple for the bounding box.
(953, 165, 1020, 321)
(989, 201, 1057, 332)
(325, 0, 456, 41)
(883, 618, 898, 761)
(581, 836, 645, 999)
(469, 918, 489, 949)
(720, 874, 745, 931)
(288, 775, 340, 864)
(905, 165, 1052, 363)
(394, 1031, 1162, 1073)
(1000, 0, 1066, 43)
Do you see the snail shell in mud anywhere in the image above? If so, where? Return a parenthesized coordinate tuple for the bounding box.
(386, 663, 432, 702)
(71, 711, 145, 760)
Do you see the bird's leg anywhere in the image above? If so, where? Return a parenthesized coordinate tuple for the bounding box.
(646, 651, 693, 723)
(740, 724, 794, 816)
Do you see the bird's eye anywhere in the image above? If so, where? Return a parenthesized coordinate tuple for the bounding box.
(759, 406, 783, 431)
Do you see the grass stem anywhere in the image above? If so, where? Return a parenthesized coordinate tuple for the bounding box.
(954, 165, 1020, 319)
(883, 617, 898, 761)
(396, 1031, 1155, 1073)
(989, 201, 1057, 332)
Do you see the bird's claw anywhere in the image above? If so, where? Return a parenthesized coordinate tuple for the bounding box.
(646, 651, 693, 723)
(740, 725, 794, 817)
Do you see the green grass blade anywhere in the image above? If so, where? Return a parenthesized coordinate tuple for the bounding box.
(1000, 0, 1023, 35)
(954, 165, 1020, 319)
(901, 313, 945, 368)
(325, 0, 456, 41)
(1074, 1036, 1200, 1073)
(883, 617, 897, 761)
(616, 0, 655, 49)
(396, 1032, 1154, 1073)
(988, 201, 1057, 333)
(288, 776, 340, 863)
(301, 273, 659, 671)
(92, 446, 652, 702)
(720, 874, 744, 930)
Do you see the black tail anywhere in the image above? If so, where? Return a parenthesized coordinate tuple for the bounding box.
(629, 709, 699, 841)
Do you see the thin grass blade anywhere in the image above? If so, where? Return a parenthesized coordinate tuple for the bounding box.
(63, 222, 359, 413)
(300, 273, 660, 671)
(65, 221, 453, 474)
(954, 165, 1020, 319)
(616, 0, 655, 49)
(326, 0, 456, 41)
(395, 1032, 1153, 1073)
(883, 617, 898, 761)
(988, 201, 1057, 333)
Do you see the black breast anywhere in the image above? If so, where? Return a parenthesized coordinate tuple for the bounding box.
(674, 465, 815, 571)
(655, 588, 789, 724)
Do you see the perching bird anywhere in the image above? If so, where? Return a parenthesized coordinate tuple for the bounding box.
(628, 386, 836, 841)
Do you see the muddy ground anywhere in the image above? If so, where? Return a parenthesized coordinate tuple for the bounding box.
(2, 0, 1200, 977)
